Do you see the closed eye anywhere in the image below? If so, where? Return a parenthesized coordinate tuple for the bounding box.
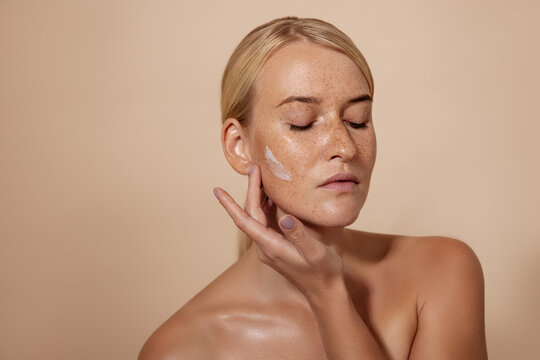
(347, 121, 369, 129)
(289, 123, 314, 131)
(289, 120, 369, 132)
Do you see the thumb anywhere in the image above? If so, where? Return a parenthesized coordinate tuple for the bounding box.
(279, 215, 301, 238)
(278, 215, 315, 258)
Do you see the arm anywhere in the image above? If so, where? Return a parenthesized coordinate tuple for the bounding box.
(409, 237, 488, 359)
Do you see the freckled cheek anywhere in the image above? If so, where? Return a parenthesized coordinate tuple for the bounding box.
(277, 143, 312, 179)
(258, 164, 298, 208)
(253, 126, 315, 189)
(354, 134, 377, 165)
(259, 147, 312, 200)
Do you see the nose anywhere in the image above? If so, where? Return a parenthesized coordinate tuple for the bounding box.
(324, 118, 357, 162)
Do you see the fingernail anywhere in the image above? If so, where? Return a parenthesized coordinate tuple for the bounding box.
(249, 165, 254, 175)
(280, 216, 294, 230)
(213, 188, 218, 199)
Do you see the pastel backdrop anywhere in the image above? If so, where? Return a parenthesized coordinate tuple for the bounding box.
(1, 1, 539, 359)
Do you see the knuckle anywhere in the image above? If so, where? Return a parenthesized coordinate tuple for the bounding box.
(245, 208, 255, 219)
(306, 247, 327, 265)
(251, 209, 265, 224)
(262, 245, 280, 262)
(234, 214, 248, 229)
(287, 229, 303, 242)
(257, 252, 270, 264)
(258, 250, 279, 265)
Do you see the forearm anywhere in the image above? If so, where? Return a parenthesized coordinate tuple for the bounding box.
(307, 280, 389, 360)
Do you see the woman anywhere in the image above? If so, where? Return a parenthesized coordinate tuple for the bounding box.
(139, 17, 487, 359)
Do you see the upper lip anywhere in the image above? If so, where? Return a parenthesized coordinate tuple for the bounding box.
(319, 172, 359, 187)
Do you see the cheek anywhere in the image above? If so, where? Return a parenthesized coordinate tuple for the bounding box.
(263, 145, 291, 181)
(256, 135, 373, 227)
(256, 131, 312, 182)
(354, 131, 377, 168)
(257, 143, 310, 207)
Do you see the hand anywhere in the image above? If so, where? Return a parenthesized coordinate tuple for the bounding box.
(213, 165, 344, 301)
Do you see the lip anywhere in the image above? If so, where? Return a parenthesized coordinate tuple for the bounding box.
(318, 173, 359, 192)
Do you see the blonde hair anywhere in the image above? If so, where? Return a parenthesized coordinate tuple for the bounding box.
(220, 16, 375, 257)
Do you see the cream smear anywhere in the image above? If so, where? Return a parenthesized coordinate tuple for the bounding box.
(264, 145, 291, 181)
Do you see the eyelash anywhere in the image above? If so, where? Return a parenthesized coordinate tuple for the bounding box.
(289, 121, 369, 131)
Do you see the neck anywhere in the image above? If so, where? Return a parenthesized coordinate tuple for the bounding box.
(242, 204, 350, 305)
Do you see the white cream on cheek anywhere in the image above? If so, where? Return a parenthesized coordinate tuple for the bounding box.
(264, 145, 291, 181)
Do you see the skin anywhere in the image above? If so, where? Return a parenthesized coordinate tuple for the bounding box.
(243, 40, 376, 233)
(138, 41, 488, 359)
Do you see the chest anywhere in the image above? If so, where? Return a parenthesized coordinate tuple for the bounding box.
(218, 274, 418, 360)
(343, 261, 420, 359)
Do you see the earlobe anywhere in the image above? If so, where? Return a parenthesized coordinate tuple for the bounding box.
(221, 118, 252, 175)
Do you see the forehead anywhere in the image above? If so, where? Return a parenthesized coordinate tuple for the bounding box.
(252, 41, 370, 106)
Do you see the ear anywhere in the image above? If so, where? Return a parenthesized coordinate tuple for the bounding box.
(221, 118, 252, 175)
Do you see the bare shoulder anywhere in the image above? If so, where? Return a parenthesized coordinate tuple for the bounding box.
(403, 238, 487, 358)
(390, 234, 484, 287)
(401, 235, 486, 355)
(138, 259, 252, 360)
(404, 235, 486, 320)
(138, 303, 220, 360)
(137, 290, 254, 360)
(408, 235, 484, 281)
(348, 230, 485, 294)
(349, 230, 484, 287)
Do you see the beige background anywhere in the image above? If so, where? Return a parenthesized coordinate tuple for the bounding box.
(1, 1, 539, 359)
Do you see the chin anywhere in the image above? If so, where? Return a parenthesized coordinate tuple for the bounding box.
(315, 208, 361, 228)
(285, 204, 362, 228)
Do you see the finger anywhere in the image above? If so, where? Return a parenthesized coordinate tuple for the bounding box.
(244, 165, 267, 225)
(214, 187, 296, 259)
(278, 214, 322, 261)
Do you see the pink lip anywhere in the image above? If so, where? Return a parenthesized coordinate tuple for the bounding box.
(318, 172, 359, 192)
(319, 181, 358, 192)
(319, 172, 359, 187)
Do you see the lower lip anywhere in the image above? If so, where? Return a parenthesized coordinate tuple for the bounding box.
(319, 181, 358, 192)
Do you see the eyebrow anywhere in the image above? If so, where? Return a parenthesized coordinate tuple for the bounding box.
(276, 94, 372, 108)
(276, 96, 320, 107)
